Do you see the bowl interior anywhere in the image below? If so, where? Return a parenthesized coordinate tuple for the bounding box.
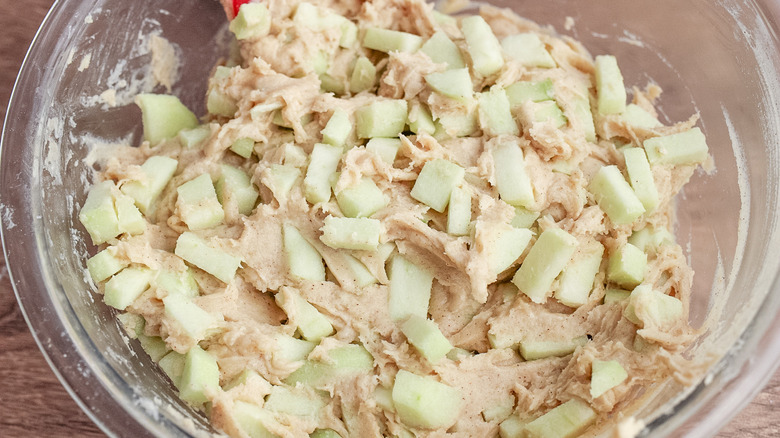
(2, 0, 780, 436)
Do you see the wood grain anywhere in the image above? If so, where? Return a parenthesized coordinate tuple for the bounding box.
(0, 1, 777, 437)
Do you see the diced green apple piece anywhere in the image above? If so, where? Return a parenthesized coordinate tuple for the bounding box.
(265, 385, 327, 417)
(524, 399, 596, 438)
(388, 254, 434, 322)
(273, 109, 312, 129)
(607, 243, 647, 289)
(461, 16, 505, 77)
(275, 287, 334, 342)
(135, 94, 199, 145)
(479, 87, 519, 136)
(434, 106, 479, 139)
(230, 137, 255, 158)
(270, 333, 316, 365)
(594, 55, 626, 115)
(627, 226, 673, 254)
(338, 19, 358, 48)
(363, 27, 423, 54)
(303, 143, 343, 204)
(350, 56, 377, 94)
(446, 185, 471, 236)
(104, 267, 153, 310)
(120, 155, 178, 215)
(366, 138, 401, 164)
(519, 336, 587, 361)
(408, 102, 436, 135)
(533, 101, 568, 128)
(342, 254, 377, 288)
(207, 87, 238, 118)
(489, 227, 534, 277)
(117, 312, 144, 339)
(569, 90, 596, 142)
(391, 370, 462, 429)
(604, 287, 632, 303)
(492, 141, 534, 207)
(178, 125, 211, 149)
(355, 100, 408, 139)
(588, 165, 645, 225)
(223, 369, 267, 392)
(623, 147, 659, 212)
(266, 164, 301, 202)
(155, 269, 199, 298)
(321, 108, 352, 147)
(230, 3, 271, 40)
(511, 206, 540, 229)
(320, 216, 382, 251)
(410, 159, 465, 213)
(501, 33, 555, 68)
(499, 415, 527, 438)
(512, 228, 578, 303)
(482, 398, 515, 423)
(79, 181, 121, 245)
(158, 351, 186, 388)
(178, 345, 220, 405)
(554, 241, 604, 308)
(87, 247, 127, 283)
(283, 224, 325, 281)
(175, 232, 242, 283)
(400, 315, 453, 364)
(623, 285, 683, 327)
(336, 178, 387, 218)
(643, 127, 709, 166)
(374, 386, 395, 412)
(623, 104, 661, 129)
(163, 293, 218, 342)
(506, 79, 554, 106)
(590, 360, 628, 398)
(115, 193, 146, 235)
(177, 174, 225, 231)
(311, 429, 342, 438)
(216, 165, 259, 216)
(138, 334, 170, 362)
(420, 31, 465, 69)
(285, 344, 374, 387)
(425, 68, 473, 101)
(231, 401, 279, 438)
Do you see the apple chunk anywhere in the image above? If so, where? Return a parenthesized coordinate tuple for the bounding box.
(275, 286, 334, 342)
(355, 100, 408, 139)
(120, 155, 178, 215)
(410, 159, 465, 213)
(303, 143, 342, 204)
(388, 254, 433, 322)
(87, 246, 127, 283)
(174, 232, 242, 283)
(79, 181, 121, 245)
(607, 242, 647, 289)
(461, 15, 504, 77)
(283, 224, 325, 282)
(104, 267, 153, 310)
(178, 346, 220, 406)
(588, 165, 645, 225)
(590, 360, 628, 398)
(479, 86, 519, 136)
(319, 216, 382, 251)
(492, 141, 534, 208)
(425, 68, 473, 101)
(335, 178, 387, 218)
(285, 344, 374, 387)
(135, 94, 199, 145)
(643, 127, 709, 166)
(512, 228, 578, 303)
(230, 2, 270, 40)
(400, 315, 453, 364)
(363, 27, 423, 54)
(622, 147, 659, 212)
(176, 173, 225, 231)
(392, 370, 462, 429)
(163, 293, 218, 343)
(420, 31, 465, 69)
(594, 55, 627, 115)
(502, 33, 555, 68)
(523, 399, 596, 438)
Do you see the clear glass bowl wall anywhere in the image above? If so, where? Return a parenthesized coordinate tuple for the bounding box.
(1, 0, 778, 437)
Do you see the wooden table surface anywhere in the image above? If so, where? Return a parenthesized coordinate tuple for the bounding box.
(1, 1, 779, 437)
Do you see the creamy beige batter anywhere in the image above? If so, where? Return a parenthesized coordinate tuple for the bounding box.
(84, 0, 711, 436)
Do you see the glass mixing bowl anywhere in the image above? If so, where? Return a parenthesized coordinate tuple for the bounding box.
(1, 0, 779, 436)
